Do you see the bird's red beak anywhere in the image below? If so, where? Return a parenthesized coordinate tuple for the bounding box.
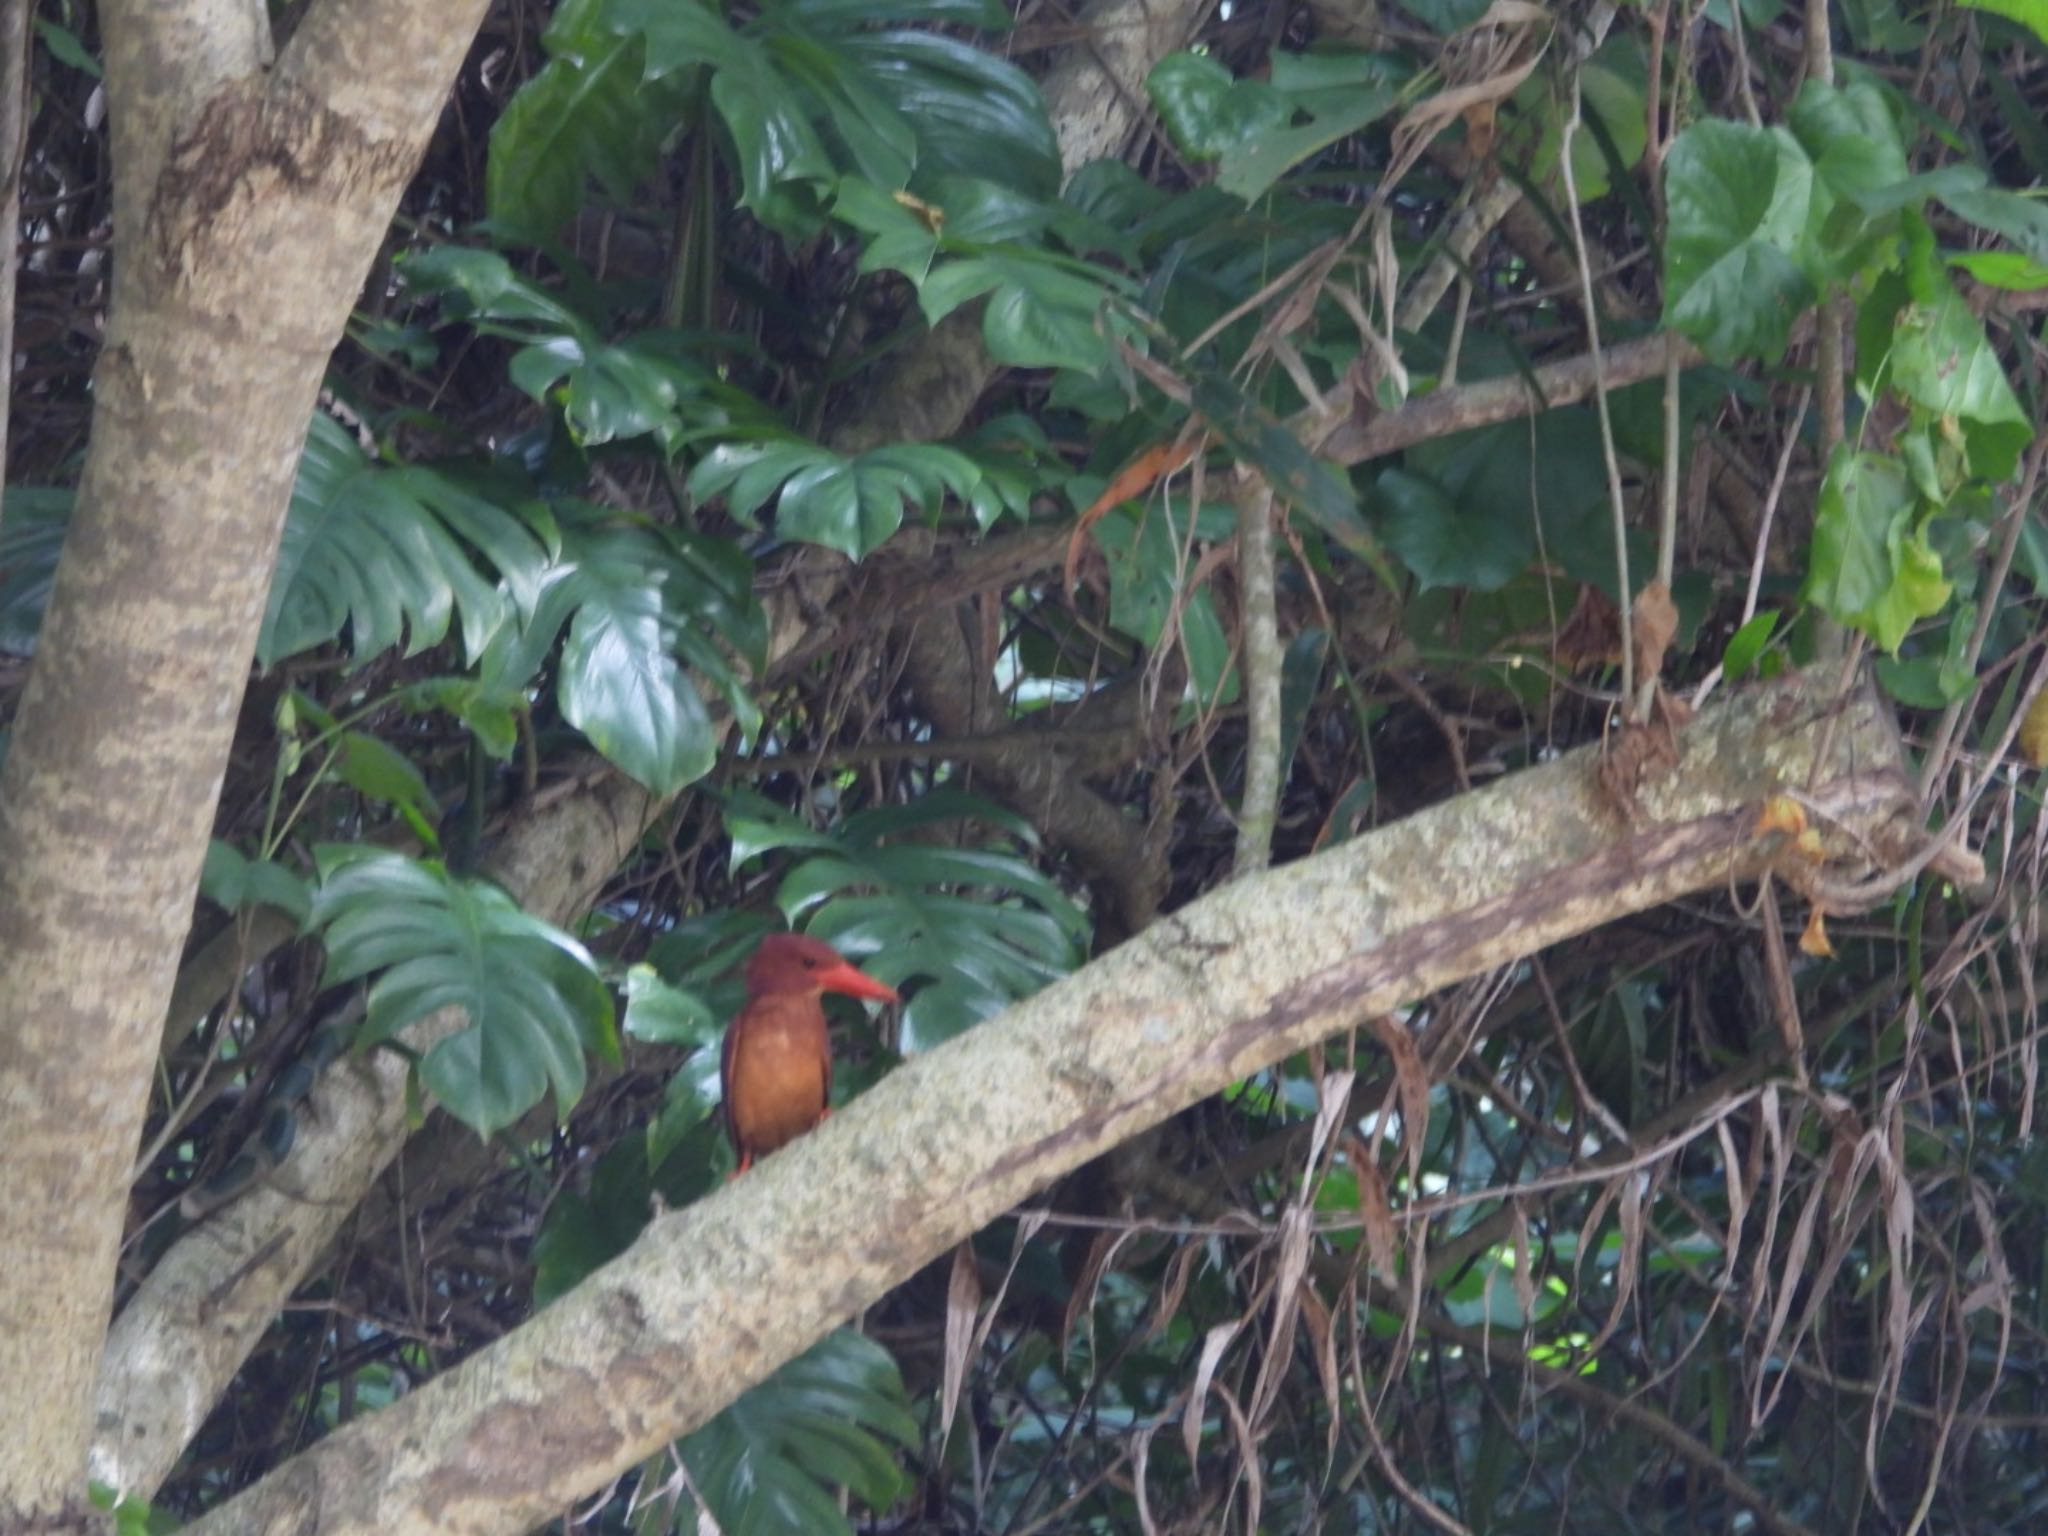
(815, 961, 899, 1004)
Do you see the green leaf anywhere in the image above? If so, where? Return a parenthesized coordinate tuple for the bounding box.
(1788, 78, 1908, 207)
(724, 787, 1089, 1050)
(1374, 466, 1533, 592)
(1958, 0, 2048, 44)
(1938, 184, 2048, 265)
(486, 0, 690, 241)
(623, 963, 719, 1046)
(680, 1331, 919, 1536)
(332, 732, 441, 823)
(1190, 375, 1368, 550)
(1663, 120, 1816, 363)
(199, 841, 313, 924)
(309, 847, 617, 1136)
(261, 415, 555, 669)
(34, 19, 100, 77)
(840, 32, 1061, 198)
(1948, 250, 2048, 290)
(690, 439, 994, 559)
(506, 518, 756, 794)
(1886, 279, 2034, 482)
(1722, 610, 1779, 680)
(1147, 52, 1293, 161)
(1802, 449, 1950, 654)
(0, 486, 73, 654)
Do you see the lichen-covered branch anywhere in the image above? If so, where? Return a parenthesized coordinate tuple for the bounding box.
(182, 670, 1914, 1536)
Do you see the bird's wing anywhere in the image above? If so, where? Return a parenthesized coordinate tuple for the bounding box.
(720, 1007, 744, 1155)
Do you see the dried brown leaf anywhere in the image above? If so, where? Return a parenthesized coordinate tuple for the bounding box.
(1631, 579, 1678, 681)
(938, 1240, 981, 1448)
(1347, 1135, 1401, 1284)
(1063, 1227, 1136, 1365)
(1149, 1238, 1207, 1341)
(1249, 1208, 1313, 1430)
(1296, 1280, 1343, 1465)
(1508, 1200, 1536, 1321)
(1799, 904, 1835, 957)
(1553, 584, 1622, 673)
(1366, 1014, 1430, 1185)
(1184, 1320, 1243, 1468)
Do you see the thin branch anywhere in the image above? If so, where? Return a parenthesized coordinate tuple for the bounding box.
(1232, 478, 1282, 876)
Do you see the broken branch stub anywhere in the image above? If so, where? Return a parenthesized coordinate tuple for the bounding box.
(185, 669, 1913, 1536)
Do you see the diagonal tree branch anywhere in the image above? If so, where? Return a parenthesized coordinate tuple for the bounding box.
(182, 669, 1915, 1536)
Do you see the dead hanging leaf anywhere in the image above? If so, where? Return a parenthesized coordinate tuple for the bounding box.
(1462, 98, 1499, 158)
(1345, 1134, 1400, 1284)
(1295, 1280, 1343, 1466)
(1794, 826, 1825, 860)
(1149, 1237, 1208, 1340)
(1756, 795, 1808, 839)
(1554, 584, 1623, 673)
(1365, 1015, 1430, 1185)
(1063, 437, 1201, 598)
(1631, 578, 1679, 682)
(1248, 1208, 1314, 1430)
(1799, 904, 1835, 957)
(2020, 679, 2048, 766)
(938, 1241, 981, 1448)
(1062, 1227, 1136, 1365)
(1183, 1319, 1243, 1467)
(1508, 1199, 1536, 1321)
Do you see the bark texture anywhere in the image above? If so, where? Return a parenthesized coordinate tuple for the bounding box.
(0, 0, 488, 1513)
(183, 669, 1914, 1536)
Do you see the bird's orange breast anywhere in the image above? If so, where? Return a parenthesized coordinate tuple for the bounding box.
(722, 995, 831, 1161)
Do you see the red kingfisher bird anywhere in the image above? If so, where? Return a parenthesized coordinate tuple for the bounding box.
(720, 932, 899, 1173)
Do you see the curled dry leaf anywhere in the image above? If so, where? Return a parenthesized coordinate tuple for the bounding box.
(1183, 1319, 1243, 1469)
(1799, 904, 1835, 957)
(1294, 1280, 1343, 1465)
(1346, 1134, 1401, 1284)
(1063, 1227, 1137, 1365)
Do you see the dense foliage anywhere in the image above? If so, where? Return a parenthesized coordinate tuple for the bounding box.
(7, 0, 2047, 1529)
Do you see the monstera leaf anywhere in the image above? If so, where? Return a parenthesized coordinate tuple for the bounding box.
(724, 788, 1089, 1050)
(262, 414, 556, 669)
(487, 506, 763, 795)
(308, 847, 618, 1137)
(677, 1330, 919, 1536)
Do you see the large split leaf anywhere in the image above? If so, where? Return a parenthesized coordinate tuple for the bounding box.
(308, 847, 618, 1137)
(725, 789, 1089, 1051)
(678, 1331, 919, 1536)
(262, 415, 556, 669)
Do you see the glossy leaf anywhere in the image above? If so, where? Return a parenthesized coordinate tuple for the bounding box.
(501, 512, 762, 795)
(486, 0, 690, 241)
(622, 963, 720, 1045)
(309, 847, 618, 1137)
(689, 439, 1001, 559)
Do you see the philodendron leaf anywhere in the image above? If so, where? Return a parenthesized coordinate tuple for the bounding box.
(308, 847, 618, 1137)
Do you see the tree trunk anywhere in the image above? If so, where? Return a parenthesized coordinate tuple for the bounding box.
(0, 0, 487, 1515)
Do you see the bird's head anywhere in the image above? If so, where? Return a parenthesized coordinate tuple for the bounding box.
(744, 932, 900, 1003)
